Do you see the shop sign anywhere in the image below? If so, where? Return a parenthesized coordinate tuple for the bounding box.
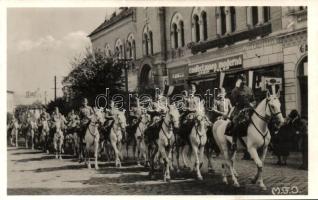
(189, 55, 243, 76)
(169, 66, 187, 84)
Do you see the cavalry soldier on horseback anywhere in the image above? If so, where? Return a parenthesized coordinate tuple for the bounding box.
(180, 82, 201, 125)
(212, 87, 232, 121)
(79, 98, 94, 133)
(147, 88, 168, 126)
(227, 74, 256, 151)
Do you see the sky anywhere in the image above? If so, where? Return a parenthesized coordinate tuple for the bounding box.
(7, 8, 117, 102)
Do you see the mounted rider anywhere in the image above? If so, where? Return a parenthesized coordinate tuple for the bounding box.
(51, 107, 67, 131)
(180, 82, 201, 124)
(227, 74, 256, 151)
(178, 82, 201, 144)
(67, 109, 80, 134)
(147, 88, 168, 128)
(212, 87, 233, 121)
(79, 98, 94, 137)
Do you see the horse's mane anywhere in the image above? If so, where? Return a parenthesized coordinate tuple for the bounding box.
(196, 102, 206, 116)
(168, 104, 180, 118)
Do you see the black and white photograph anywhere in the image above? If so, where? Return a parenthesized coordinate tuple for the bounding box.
(4, 2, 313, 197)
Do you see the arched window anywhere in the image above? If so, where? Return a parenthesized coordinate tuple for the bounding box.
(220, 7, 226, 35)
(127, 33, 136, 59)
(252, 6, 258, 26)
(263, 7, 271, 23)
(179, 21, 185, 47)
(201, 11, 208, 40)
(132, 40, 136, 59)
(144, 33, 149, 56)
(172, 23, 178, 48)
(115, 39, 123, 59)
(230, 7, 236, 32)
(171, 13, 185, 49)
(104, 43, 112, 57)
(194, 15, 200, 42)
(149, 31, 153, 55)
(143, 25, 153, 56)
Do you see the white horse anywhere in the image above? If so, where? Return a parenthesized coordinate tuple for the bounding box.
(53, 119, 64, 159)
(39, 118, 50, 153)
(83, 108, 105, 169)
(134, 111, 151, 166)
(10, 120, 20, 147)
(183, 103, 211, 180)
(150, 104, 180, 182)
(109, 110, 127, 168)
(213, 90, 284, 190)
(26, 120, 38, 149)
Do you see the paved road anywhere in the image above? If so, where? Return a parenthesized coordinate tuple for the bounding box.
(7, 147, 307, 195)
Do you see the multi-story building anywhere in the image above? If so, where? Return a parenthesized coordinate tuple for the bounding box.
(89, 6, 307, 117)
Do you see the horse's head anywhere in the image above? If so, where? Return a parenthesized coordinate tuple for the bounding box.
(114, 110, 127, 130)
(167, 104, 180, 129)
(266, 90, 284, 127)
(195, 101, 212, 128)
(141, 112, 151, 124)
(93, 107, 106, 125)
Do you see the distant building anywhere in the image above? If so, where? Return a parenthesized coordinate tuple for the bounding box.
(89, 7, 307, 117)
(7, 90, 15, 113)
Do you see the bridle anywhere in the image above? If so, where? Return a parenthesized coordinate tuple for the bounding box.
(251, 97, 282, 148)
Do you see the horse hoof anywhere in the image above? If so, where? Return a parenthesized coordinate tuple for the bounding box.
(233, 182, 240, 188)
(260, 185, 267, 191)
(59, 157, 63, 160)
(197, 176, 203, 181)
(95, 166, 99, 170)
(222, 178, 228, 185)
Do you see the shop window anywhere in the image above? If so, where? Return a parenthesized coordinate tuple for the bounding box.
(230, 7, 236, 32)
(263, 7, 271, 23)
(252, 7, 258, 26)
(172, 23, 178, 48)
(201, 11, 208, 40)
(180, 21, 185, 47)
(220, 7, 226, 35)
(298, 57, 308, 118)
(194, 14, 200, 42)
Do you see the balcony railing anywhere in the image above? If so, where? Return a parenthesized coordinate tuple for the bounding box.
(188, 23, 272, 54)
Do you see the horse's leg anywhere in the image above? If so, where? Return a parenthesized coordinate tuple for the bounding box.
(258, 146, 268, 190)
(135, 138, 141, 166)
(31, 131, 34, 150)
(59, 136, 63, 160)
(158, 141, 170, 182)
(223, 147, 239, 187)
(15, 130, 19, 147)
(118, 140, 123, 167)
(231, 150, 238, 177)
(249, 146, 266, 189)
(95, 138, 99, 170)
(192, 144, 202, 180)
(182, 145, 190, 168)
(111, 139, 120, 168)
(53, 136, 58, 159)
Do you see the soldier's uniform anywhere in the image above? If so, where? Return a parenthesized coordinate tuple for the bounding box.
(79, 105, 94, 137)
(229, 78, 255, 150)
(213, 94, 232, 121)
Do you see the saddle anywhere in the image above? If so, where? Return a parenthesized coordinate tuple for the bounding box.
(225, 108, 254, 137)
(144, 119, 164, 144)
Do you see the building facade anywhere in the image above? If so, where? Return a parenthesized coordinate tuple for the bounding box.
(89, 6, 307, 117)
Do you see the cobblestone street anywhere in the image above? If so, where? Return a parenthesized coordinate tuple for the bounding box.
(7, 147, 307, 195)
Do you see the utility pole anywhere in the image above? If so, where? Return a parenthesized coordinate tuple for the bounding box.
(54, 76, 57, 101)
(44, 90, 47, 105)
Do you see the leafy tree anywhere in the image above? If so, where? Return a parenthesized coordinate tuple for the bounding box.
(46, 97, 72, 115)
(62, 50, 125, 108)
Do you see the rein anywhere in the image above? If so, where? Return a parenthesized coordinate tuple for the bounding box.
(161, 115, 174, 147)
(251, 98, 281, 149)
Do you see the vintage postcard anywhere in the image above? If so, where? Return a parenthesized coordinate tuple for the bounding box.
(3, 0, 316, 198)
